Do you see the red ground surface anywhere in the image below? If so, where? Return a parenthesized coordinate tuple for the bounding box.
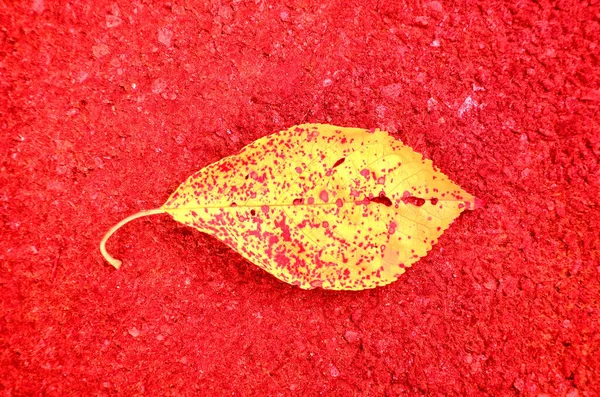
(2, 0, 599, 396)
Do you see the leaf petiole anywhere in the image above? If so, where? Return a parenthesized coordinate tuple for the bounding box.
(100, 208, 166, 269)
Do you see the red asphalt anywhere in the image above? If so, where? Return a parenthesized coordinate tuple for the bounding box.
(2, 1, 598, 395)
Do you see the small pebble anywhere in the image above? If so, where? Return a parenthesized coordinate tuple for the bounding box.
(329, 365, 340, 377)
(344, 330, 361, 344)
(158, 27, 173, 47)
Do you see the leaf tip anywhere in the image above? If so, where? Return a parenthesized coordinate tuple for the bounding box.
(473, 197, 486, 210)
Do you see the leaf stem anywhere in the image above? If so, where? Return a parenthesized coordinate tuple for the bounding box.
(100, 209, 166, 269)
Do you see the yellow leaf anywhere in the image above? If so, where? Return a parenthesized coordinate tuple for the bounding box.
(100, 124, 482, 290)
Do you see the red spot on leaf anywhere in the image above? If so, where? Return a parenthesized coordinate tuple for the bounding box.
(295, 166, 302, 174)
(307, 130, 320, 142)
(377, 176, 385, 184)
(430, 197, 439, 205)
(261, 205, 269, 215)
(336, 198, 343, 208)
(319, 190, 329, 203)
(274, 215, 292, 241)
(307, 197, 315, 205)
(356, 197, 370, 206)
(218, 162, 232, 172)
(360, 169, 370, 179)
(293, 198, 303, 205)
(310, 280, 323, 288)
(388, 221, 397, 235)
(402, 193, 426, 206)
(274, 251, 290, 268)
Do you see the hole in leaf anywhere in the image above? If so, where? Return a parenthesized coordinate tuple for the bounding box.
(293, 198, 303, 205)
(332, 158, 345, 168)
(250, 209, 256, 216)
(370, 195, 392, 207)
(230, 202, 237, 207)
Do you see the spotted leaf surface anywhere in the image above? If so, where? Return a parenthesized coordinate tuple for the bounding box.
(159, 124, 480, 290)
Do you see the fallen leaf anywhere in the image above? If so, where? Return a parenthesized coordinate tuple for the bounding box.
(100, 124, 482, 290)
